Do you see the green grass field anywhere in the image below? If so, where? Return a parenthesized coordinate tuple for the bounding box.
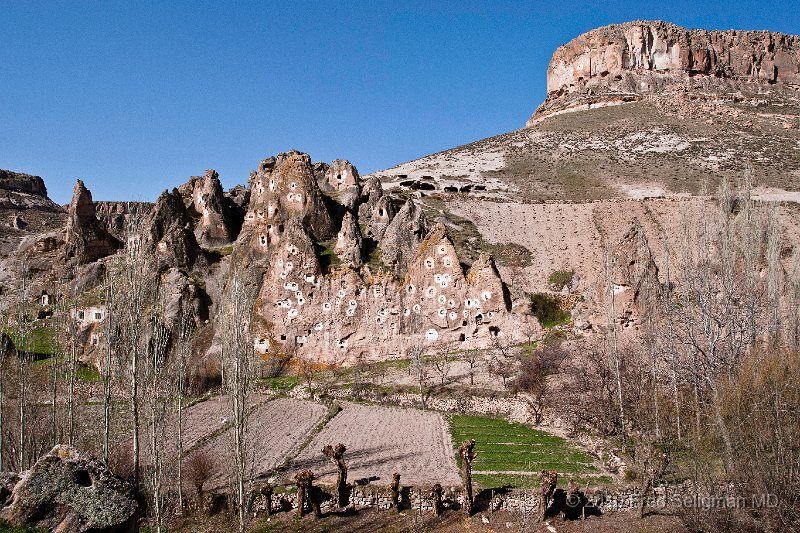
(449, 414, 610, 489)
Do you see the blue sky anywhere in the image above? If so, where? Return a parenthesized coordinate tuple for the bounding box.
(2, 1, 799, 204)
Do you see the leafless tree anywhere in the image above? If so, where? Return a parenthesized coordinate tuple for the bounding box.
(511, 346, 565, 425)
(407, 341, 429, 409)
(15, 265, 31, 469)
(462, 348, 481, 386)
(145, 304, 170, 533)
(431, 342, 453, 386)
(488, 335, 517, 388)
(458, 439, 477, 515)
(322, 443, 348, 507)
(0, 311, 9, 471)
(116, 231, 153, 490)
(174, 309, 192, 511)
(221, 275, 256, 533)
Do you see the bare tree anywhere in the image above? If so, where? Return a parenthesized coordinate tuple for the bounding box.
(0, 311, 9, 470)
(174, 310, 192, 511)
(15, 266, 31, 469)
(221, 276, 256, 533)
(488, 336, 517, 389)
(322, 443, 348, 507)
(457, 439, 477, 515)
(431, 343, 453, 386)
(511, 346, 565, 425)
(145, 305, 170, 533)
(462, 348, 481, 386)
(407, 341, 429, 409)
(115, 232, 152, 490)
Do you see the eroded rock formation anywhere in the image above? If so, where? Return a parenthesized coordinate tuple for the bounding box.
(0, 445, 138, 533)
(178, 169, 239, 248)
(218, 150, 518, 362)
(63, 180, 122, 264)
(531, 20, 800, 122)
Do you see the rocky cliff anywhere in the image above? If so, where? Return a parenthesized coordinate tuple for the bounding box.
(530, 20, 800, 122)
(0, 169, 62, 211)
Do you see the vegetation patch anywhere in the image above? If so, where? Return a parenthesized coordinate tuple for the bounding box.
(314, 238, 340, 274)
(203, 246, 233, 264)
(76, 364, 101, 383)
(547, 270, 575, 292)
(5, 325, 54, 357)
(448, 414, 599, 489)
(529, 293, 570, 328)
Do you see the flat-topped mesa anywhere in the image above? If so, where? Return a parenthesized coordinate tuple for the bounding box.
(530, 20, 800, 123)
(0, 169, 62, 212)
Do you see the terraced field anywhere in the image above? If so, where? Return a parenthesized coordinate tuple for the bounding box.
(448, 414, 609, 489)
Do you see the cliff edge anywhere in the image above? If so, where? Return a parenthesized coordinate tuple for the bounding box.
(529, 20, 800, 123)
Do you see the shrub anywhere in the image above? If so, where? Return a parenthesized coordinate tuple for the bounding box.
(529, 293, 570, 328)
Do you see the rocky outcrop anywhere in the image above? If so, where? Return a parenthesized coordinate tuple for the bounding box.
(244, 151, 335, 249)
(63, 180, 122, 264)
(0, 445, 138, 533)
(0, 169, 62, 211)
(380, 199, 428, 275)
(143, 188, 205, 272)
(324, 159, 362, 210)
(604, 220, 660, 328)
(531, 20, 800, 122)
(94, 201, 154, 238)
(224, 150, 520, 362)
(334, 211, 363, 268)
(178, 169, 239, 248)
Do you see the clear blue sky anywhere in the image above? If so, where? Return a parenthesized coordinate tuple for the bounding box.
(2, 1, 799, 204)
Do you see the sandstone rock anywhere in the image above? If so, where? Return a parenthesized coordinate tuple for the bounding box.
(531, 20, 800, 122)
(380, 198, 428, 275)
(0, 169, 63, 212)
(0, 472, 20, 507)
(63, 180, 122, 264)
(0, 445, 138, 533)
(364, 195, 396, 241)
(334, 211, 363, 269)
(93, 201, 154, 238)
(179, 169, 238, 248)
(324, 160, 362, 210)
(143, 188, 205, 272)
(604, 220, 660, 328)
(244, 151, 335, 250)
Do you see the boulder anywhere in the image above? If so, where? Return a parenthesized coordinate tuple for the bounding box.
(0, 445, 138, 533)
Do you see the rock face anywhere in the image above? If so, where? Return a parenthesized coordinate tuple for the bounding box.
(531, 20, 800, 122)
(237, 152, 517, 362)
(94, 201, 154, 238)
(380, 198, 428, 275)
(244, 151, 336, 248)
(323, 159, 362, 210)
(334, 211, 363, 268)
(0, 169, 62, 211)
(0, 445, 138, 533)
(143, 188, 205, 272)
(63, 180, 122, 264)
(178, 169, 238, 248)
(603, 221, 661, 328)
